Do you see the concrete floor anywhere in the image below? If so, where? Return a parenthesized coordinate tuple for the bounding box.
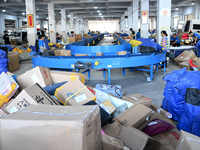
(13, 37, 180, 106)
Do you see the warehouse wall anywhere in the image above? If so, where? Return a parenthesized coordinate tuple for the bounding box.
(88, 20, 119, 33)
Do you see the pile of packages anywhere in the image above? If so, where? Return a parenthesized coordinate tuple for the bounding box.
(0, 67, 200, 150)
(162, 67, 200, 137)
(0, 49, 8, 73)
(174, 50, 200, 70)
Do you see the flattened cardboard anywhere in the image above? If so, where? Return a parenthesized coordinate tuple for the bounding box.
(55, 50, 71, 56)
(103, 104, 152, 137)
(7, 52, 19, 72)
(117, 51, 127, 55)
(55, 79, 96, 106)
(17, 66, 53, 90)
(96, 52, 103, 56)
(178, 61, 191, 70)
(176, 130, 200, 150)
(122, 94, 152, 107)
(3, 83, 60, 114)
(193, 57, 200, 70)
(0, 105, 102, 150)
(69, 37, 76, 43)
(102, 134, 126, 150)
(75, 54, 88, 56)
(117, 126, 161, 150)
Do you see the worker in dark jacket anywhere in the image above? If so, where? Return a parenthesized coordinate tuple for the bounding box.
(130, 28, 135, 39)
(3, 30, 10, 44)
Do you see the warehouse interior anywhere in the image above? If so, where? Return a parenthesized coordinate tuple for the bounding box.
(0, 0, 200, 150)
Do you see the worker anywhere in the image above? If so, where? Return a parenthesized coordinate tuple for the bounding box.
(148, 29, 152, 34)
(3, 30, 10, 44)
(170, 34, 181, 47)
(152, 29, 156, 34)
(88, 30, 91, 36)
(41, 30, 46, 39)
(38, 35, 47, 53)
(136, 29, 141, 39)
(160, 30, 169, 68)
(189, 31, 200, 46)
(71, 31, 75, 37)
(130, 28, 136, 39)
(121, 30, 123, 34)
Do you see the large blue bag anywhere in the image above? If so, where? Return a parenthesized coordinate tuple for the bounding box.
(0, 57, 8, 74)
(177, 88, 200, 133)
(0, 49, 7, 58)
(192, 113, 200, 137)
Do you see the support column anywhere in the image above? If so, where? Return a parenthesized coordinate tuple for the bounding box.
(124, 11, 128, 33)
(61, 9, 67, 42)
(80, 18, 83, 36)
(41, 19, 44, 28)
(76, 17, 80, 34)
(157, 0, 171, 44)
(179, 8, 183, 21)
(128, 6, 133, 31)
(132, 0, 139, 32)
(25, 0, 37, 46)
(140, 0, 149, 38)
(69, 13, 74, 32)
(48, 3, 56, 43)
(195, 1, 200, 20)
(0, 13, 5, 43)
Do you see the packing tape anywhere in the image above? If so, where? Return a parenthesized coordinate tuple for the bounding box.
(78, 73, 85, 84)
(54, 86, 64, 105)
(93, 40, 95, 45)
(87, 43, 90, 46)
(70, 74, 77, 81)
(64, 86, 87, 106)
(91, 96, 96, 102)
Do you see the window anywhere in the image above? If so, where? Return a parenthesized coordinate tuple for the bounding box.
(173, 17, 179, 27)
(184, 14, 194, 21)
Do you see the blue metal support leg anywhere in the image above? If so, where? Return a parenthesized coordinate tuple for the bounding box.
(150, 64, 154, 81)
(108, 68, 111, 85)
(76, 69, 79, 73)
(88, 69, 90, 79)
(123, 68, 125, 76)
(163, 61, 166, 74)
(103, 69, 106, 79)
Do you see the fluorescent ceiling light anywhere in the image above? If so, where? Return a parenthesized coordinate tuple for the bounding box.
(2, 9, 6, 12)
(191, 1, 195, 4)
(101, 16, 103, 17)
(99, 13, 102, 16)
(94, 5, 98, 9)
(68, 15, 70, 17)
(37, 15, 39, 17)
(97, 10, 100, 12)
(46, 18, 48, 19)
(175, 7, 178, 10)
(22, 12, 25, 15)
(74, 17, 76, 18)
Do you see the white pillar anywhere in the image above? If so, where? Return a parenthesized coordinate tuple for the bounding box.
(61, 9, 67, 42)
(80, 17, 83, 36)
(133, 0, 139, 32)
(128, 6, 132, 31)
(140, 0, 149, 38)
(48, 3, 56, 43)
(41, 19, 44, 28)
(25, 0, 37, 46)
(195, 1, 200, 20)
(18, 18, 22, 30)
(179, 8, 183, 21)
(0, 13, 5, 43)
(69, 13, 74, 32)
(76, 17, 80, 34)
(124, 11, 128, 33)
(157, 0, 171, 44)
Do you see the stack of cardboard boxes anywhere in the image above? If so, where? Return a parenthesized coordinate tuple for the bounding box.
(0, 66, 200, 150)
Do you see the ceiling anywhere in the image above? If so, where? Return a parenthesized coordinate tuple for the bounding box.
(0, 0, 196, 21)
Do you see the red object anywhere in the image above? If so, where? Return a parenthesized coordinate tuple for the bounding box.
(37, 28, 41, 31)
(126, 37, 130, 39)
(171, 132, 180, 140)
(27, 14, 34, 28)
(182, 33, 189, 40)
(87, 87, 95, 95)
(188, 59, 197, 68)
(142, 118, 174, 136)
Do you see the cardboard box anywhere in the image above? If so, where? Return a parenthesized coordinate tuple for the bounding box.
(151, 111, 180, 150)
(76, 34, 82, 41)
(50, 70, 85, 84)
(194, 57, 200, 70)
(103, 104, 152, 137)
(69, 37, 76, 43)
(7, 52, 19, 72)
(178, 61, 191, 70)
(176, 130, 200, 150)
(55, 79, 96, 106)
(50, 47, 56, 50)
(174, 51, 196, 64)
(3, 83, 60, 114)
(102, 134, 127, 150)
(122, 94, 152, 108)
(55, 50, 71, 56)
(117, 51, 127, 55)
(96, 52, 103, 56)
(151, 104, 172, 119)
(100, 100, 116, 114)
(75, 54, 88, 56)
(84, 34, 89, 39)
(117, 126, 161, 150)
(0, 72, 19, 108)
(17, 66, 53, 90)
(0, 105, 102, 150)
(11, 39, 17, 46)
